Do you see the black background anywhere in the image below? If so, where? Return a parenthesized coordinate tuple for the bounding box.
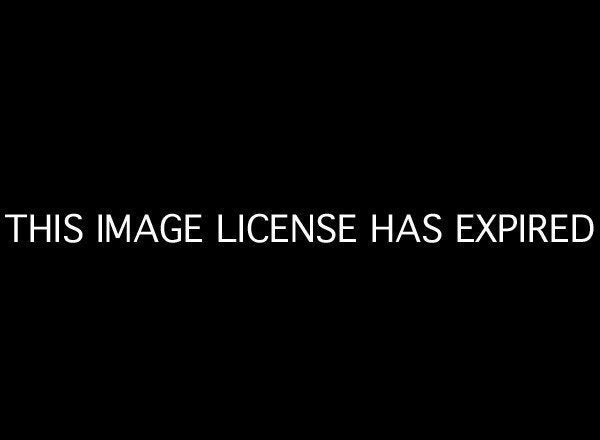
(1, 6, 597, 434)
